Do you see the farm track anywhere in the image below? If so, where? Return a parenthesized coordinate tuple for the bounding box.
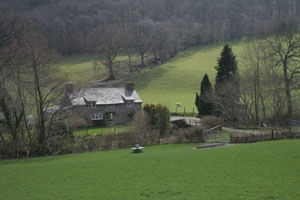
(223, 127, 271, 135)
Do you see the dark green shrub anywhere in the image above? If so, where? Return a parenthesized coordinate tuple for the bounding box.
(143, 104, 170, 136)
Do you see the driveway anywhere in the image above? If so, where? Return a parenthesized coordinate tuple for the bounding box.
(222, 127, 270, 135)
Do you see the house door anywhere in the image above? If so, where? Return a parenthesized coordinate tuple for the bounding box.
(106, 112, 114, 125)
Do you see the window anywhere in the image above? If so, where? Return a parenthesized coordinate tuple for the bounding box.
(88, 102, 96, 108)
(91, 113, 103, 120)
(127, 101, 134, 107)
(106, 113, 114, 125)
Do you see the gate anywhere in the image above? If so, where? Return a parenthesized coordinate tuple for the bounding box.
(290, 120, 300, 132)
(203, 125, 230, 143)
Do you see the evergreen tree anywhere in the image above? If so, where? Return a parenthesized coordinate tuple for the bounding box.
(214, 44, 240, 123)
(195, 74, 213, 116)
(215, 44, 238, 85)
(201, 74, 213, 95)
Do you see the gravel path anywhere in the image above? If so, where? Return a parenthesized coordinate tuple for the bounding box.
(222, 127, 270, 135)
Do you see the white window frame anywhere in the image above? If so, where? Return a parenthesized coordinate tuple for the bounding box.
(127, 101, 134, 107)
(106, 113, 114, 125)
(88, 102, 96, 108)
(91, 113, 103, 120)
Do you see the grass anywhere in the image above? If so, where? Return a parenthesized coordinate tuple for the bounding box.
(134, 38, 249, 112)
(204, 130, 233, 143)
(57, 38, 250, 113)
(74, 126, 131, 137)
(58, 54, 140, 86)
(1, 140, 300, 199)
(58, 55, 100, 85)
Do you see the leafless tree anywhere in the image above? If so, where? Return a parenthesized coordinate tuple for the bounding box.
(7, 25, 65, 156)
(241, 40, 269, 124)
(131, 19, 154, 68)
(208, 76, 245, 125)
(265, 22, 300, 118)
(88, 25, 120, 80)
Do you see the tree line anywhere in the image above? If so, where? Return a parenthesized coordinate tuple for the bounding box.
(1, 0, 300, 58)
(1, 0, 299, 80)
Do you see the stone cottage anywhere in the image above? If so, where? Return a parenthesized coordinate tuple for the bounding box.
(63, 83, 142, 126)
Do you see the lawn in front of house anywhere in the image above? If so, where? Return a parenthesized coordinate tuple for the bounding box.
(74, 126, 132, 137)
(1, 140, 300, 200)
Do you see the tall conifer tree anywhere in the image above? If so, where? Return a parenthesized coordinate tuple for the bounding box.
(195, 74, 213, 116)
(214, 44, 240, 123)
(215, 44, 238, 85)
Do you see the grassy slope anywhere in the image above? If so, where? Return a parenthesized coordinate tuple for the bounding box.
(58, 55, 99, 85)
(58, 39, 248, 112)
(58, 54, 140, 86)
(1, 140, 300, 200)
(135, 39, 248, 112)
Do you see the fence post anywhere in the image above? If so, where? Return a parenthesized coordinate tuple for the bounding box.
(230, 133, 232, 143)
(158, 132, 160, 145)
(289, 127, 292, 138)
(271, 129, 274, 140)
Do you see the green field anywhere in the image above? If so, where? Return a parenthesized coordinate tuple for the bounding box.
(74, 126, 131, 137)
(58, 54, 139, 86)
(134, 39, 248, 112)
(58, 39, 249, 113)
(1, 140, 300, 200)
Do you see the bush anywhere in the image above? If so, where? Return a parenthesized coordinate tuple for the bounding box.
(143, 104, 170, 136)
(171, 127, 205, 143)
(231, 130, 300, 143)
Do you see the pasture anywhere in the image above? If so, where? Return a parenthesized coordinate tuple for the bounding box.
(1, 140, 300, 200)
(134, 39, 248, 112)
(58, 39, 249, 113)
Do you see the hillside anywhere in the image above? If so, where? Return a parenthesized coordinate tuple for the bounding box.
(134, 39, 248, 112)
(59, 38, 248, 113)
(1, 140, 300, 200)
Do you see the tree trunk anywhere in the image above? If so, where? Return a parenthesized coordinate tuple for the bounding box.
(283, 60, 293, 118)
(108, 61, 115, 80)
(140, 51, 145, 68)
(127, 53, 132, 72)
(33, 57, 47, 156)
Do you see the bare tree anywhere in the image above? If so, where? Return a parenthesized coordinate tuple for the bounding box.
(209, 76, 245, 125)
(241, 40, 269, 124)
(10, 26, 65, 156)
(131, 19, 153, 68)
(119, 25, 135, 72)
(0, 10, 15, 51)
(88, 25, 120, 80)
(265, 22, 300, 118)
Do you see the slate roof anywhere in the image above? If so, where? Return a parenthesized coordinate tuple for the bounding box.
(71, 88, 142, 106)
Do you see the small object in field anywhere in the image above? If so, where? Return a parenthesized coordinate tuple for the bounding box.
(131, 144, 144, 153)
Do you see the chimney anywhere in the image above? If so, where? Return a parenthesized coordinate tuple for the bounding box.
(126, 82, 135, 90)
(65, 82, 74, 94)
